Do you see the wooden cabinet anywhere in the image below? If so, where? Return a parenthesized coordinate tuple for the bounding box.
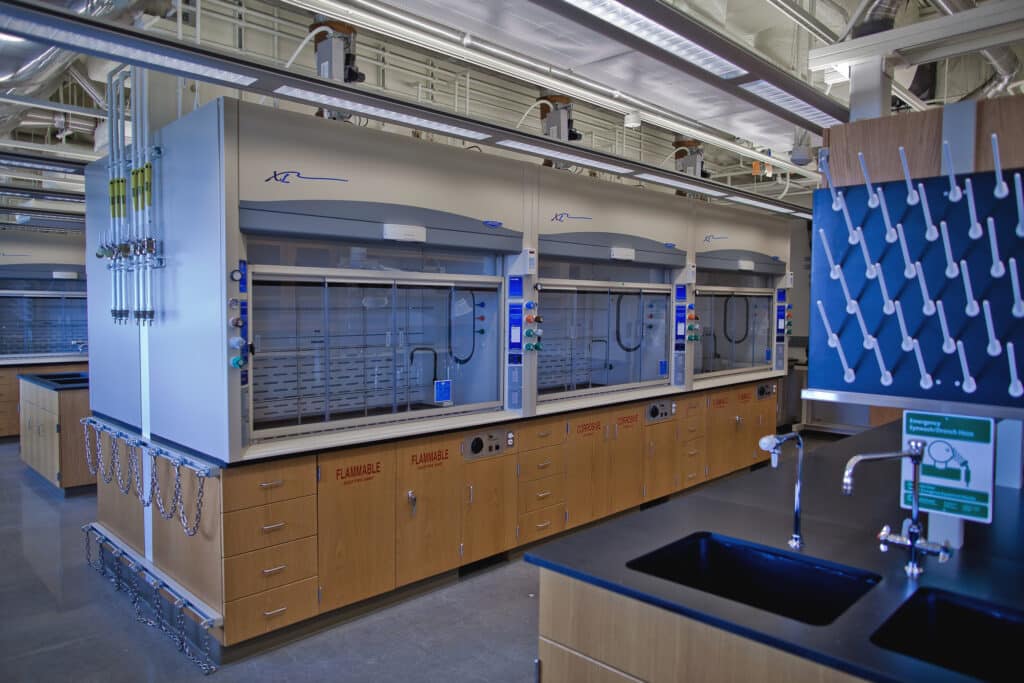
(565, 411, 610, 528)
(18, 378, 92, 489)
(462, 453, 517, 564)
(707, 383, 778, 478)
(1, 362, 87, 437)
(680, 436, 707, 490)
(395, 435, 463, 586)
(607, 404, 645, 513)
(318, 444, 396, 612)
(644, 420, 678, 500)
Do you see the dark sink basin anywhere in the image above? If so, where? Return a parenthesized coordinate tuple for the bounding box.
(626, 532, 880, 625)
(871, 587, 1024, 681)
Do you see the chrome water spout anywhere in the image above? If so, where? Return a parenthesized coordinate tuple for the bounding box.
(759, 431, 805, 550)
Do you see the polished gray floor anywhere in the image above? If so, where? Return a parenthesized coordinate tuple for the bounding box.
(0, 437, 539, 683)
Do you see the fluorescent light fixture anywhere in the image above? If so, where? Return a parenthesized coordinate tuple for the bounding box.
(727, 195, 794, 213)
(635, 172, 726, 197)
(496, 139, 634, 174)
(561, 0, 747, 79)
(274, 85, 491, 140)
(793, 211, 813, 220)
(739, 80, 842, 128)
(0, 16, 257, 86)
(0, 187, 84, 203)
(0, 32, 25, 43)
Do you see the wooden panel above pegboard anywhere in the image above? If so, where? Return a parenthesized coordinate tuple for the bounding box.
(975, 96, 1024, 173)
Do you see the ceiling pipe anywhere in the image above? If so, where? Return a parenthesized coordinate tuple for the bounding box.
(929, 0, 1020, 98)
(66, 63, 107, 109)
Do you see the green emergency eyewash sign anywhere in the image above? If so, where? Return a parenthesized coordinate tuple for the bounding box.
(901, 411, 995, 524)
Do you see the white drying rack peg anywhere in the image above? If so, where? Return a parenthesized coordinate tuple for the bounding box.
(819, 148, 842, 211)
(982, 300, 1002, 358)
(942, 140, 962, 202)
(936, 300, 956, 354)
(960, 259, 981, 317)
(896, 223, 916, 279)
(895, 300, 914, 352)
(956, 340, 977, 394)
(987, 217, 1005, 278)
(1008, 342, 1023, 398)
(1011, 257, 1024, 318)
(858, 152, 880, 209)
(939, 221, 959, 279)
(877, 189, 898, 243)
(991, 133, 1010, 199)
(915, 261, 936, 316)
(875, 264, 895, 315)
(836, 267, 857, 315)
(852, 301, 875, 350)
(912, 339, 933, 390)
(872, 340, 893, 386)
(855, 227, 877, 279)
(819, 228, 841, 280)
(919, 183, 938, 242)
(966, 178, 983, 240)
(838, 192, 860, 245)
(817, 300, 855, 383)
(1015, 173, 1023, 238)
(899, 146, 919, 206)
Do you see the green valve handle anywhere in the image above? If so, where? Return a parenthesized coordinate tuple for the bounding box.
(524, 343, 535, 351)
(476, 328, 486, 335)
(230, 356, 247, 369)
(534, 342, 543, 351)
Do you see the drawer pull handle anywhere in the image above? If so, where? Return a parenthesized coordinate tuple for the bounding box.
(535, 520, 552, 530)
(688, 450, 698, 456)
(259, 480, 284, 489)
(687, 472, 697, 480)
(262, 564, 287, 576)
(536, 490, 552, 499)
(263, 606, 288, 617)
(536, 430, 552, 438)
(261, 522, 286, 532)
(537, 460, 552, 469)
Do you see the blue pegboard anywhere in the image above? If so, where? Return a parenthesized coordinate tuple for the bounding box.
(809, 164, 1024, 412)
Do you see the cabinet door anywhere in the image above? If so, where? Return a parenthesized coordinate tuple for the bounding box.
(734, 386, 760, 470)
(395, 435, 463, 586)
(644, 420, 678, 500)
(706, 389, 742, 479)
(607, 405, 645, 513)
(462, 454, 517, 564)
(37, 408, 60, 486)
(318, 445, 396, 612)
(565, 411, 609, 528)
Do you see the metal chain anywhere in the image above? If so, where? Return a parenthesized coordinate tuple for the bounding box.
(129, 444, 152, 506)
(83, 423, 97, 476)
(111, 437, 132, 495)
(96, 427, 114, 485)
(179, 473, 206, 537)
(152, 456, 182, 520)
(84, 528, 102, 572)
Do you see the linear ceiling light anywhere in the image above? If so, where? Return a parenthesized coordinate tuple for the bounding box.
(560, 0, 747, 79)
(0, 152, 86, 175)
(738, 80, 841, 129)
(0, 15, 257, 86)
(726, 195, 794, 213)
(0, 186, 84, 203)
(793, 211, 813, 220)
(274, 85, 491, 140)
(634, 172, 726, 197)
(496, 139, 634, 174)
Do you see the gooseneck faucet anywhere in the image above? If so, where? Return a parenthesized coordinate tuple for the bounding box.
(842, 439, 952, 577)
(759, 431, 805, 550)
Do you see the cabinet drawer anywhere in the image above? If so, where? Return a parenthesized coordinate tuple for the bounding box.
(518, 473, 566, 514)
(222, 457, 316, 512)
(680, 413, 705, 439)
(518, 444, 566, 482)
(223, 495, 317, 557)
(223, 576, 319, 645)
(518, 504, 566, 545)
(224, 536, 318, 602)
(681, 437, 706, 489)
(518, 417, 567, 452)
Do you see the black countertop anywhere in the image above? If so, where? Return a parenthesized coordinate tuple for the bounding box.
(18, 372, 89, 391)
(525, 422, 1024, 682)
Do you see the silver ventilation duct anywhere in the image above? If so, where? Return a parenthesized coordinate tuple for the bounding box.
(929, 0, 1020, 98)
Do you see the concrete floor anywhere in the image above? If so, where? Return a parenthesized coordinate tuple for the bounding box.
(0, 437, 539, 683)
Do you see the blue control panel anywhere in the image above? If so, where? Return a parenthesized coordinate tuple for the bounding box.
(507, 276, 524, 410)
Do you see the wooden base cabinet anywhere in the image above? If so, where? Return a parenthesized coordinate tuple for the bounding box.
(18, 379, 93, 489)
(644, 419, 678, 500)
(607, 405, 645, 513)
(462, 453, 518, 564)
(564, 411, 610, 528)
(1, 362, 87, 437)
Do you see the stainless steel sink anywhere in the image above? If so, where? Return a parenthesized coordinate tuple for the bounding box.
(626, 531, 880, 625)
(871, 587, 1024, 681)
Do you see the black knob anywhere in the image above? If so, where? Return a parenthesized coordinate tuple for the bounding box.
(649, 404, 660, 419)
(471, 437, 484, 454)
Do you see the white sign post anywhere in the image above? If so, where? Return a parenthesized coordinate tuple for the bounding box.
(901, 411, 995, 524)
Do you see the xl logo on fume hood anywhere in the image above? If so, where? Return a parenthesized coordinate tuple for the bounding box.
(550, 212, 592, 223)
(265, 170, 349, 184)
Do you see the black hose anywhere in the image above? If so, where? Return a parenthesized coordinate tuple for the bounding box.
(449, 289, 476, 365)
(722, 295, 749, 344)
(615, 293, 641, 352)
(409, 347, 439, 382)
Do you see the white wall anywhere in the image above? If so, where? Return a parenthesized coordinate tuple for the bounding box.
(0, 229, 86, 267)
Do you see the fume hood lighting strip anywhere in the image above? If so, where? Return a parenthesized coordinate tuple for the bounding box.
(634, 172, 726, 197)
(561, 0, 747, 79)
(274, 85, 492, 140)
(793, 212, 813, 220)
(738, 80, 842, 129)
(495, 139, 635, 174)
(726, 195, 796, 214)
(0, 16, 257, 87)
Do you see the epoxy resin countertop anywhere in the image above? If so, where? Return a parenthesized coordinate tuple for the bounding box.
(525, 422, 1024, 682)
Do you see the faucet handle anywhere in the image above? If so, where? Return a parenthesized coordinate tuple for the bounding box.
(877, 525, 892, 553)
(938, 548, 951, 563)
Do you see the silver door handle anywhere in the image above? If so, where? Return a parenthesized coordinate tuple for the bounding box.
(263, 606, 287, 617)
(535, 520, 551, 530)
(407, 489, 417, 515)
(537, 430, 551, 438)
(735, 415, 743, 425)
(262, 564, 287, 576)
(536, 490, 552, 499)
(261, 522, 286, 532)
(537, 460, 551, 469)
(468, 484, 474, 504)
(259, 480, 284, 489)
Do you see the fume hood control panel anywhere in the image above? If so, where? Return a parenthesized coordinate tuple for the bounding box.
(462, 430, 516, 459)
(775, 288, 792, 372)
(673, 284, 690, 387)
(507, 276, 524, 410)
(645, 400, 677, 425)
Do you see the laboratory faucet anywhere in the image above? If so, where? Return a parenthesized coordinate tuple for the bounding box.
(759, 431, 805, 550)
(841, 439, 952, 578)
